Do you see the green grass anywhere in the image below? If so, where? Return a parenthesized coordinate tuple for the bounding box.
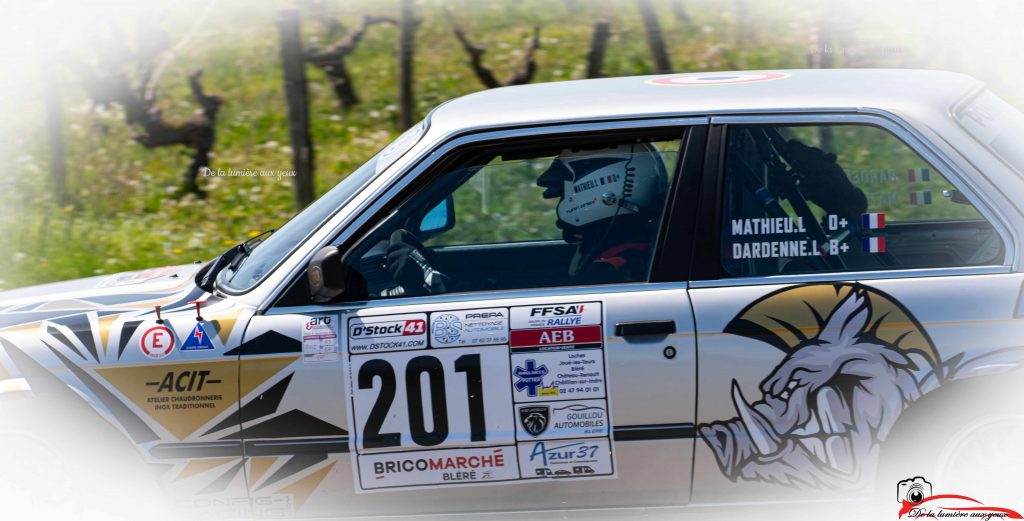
(0, 0, 1019, 289)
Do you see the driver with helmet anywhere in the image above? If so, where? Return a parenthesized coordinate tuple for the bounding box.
(382, 142, 670, 296)
(534, 142, 669, 283)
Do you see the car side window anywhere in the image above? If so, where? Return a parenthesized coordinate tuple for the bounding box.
(422, 157, 564, 247)
(720, 124, 1004, 278)
(344, 132, 683, 299)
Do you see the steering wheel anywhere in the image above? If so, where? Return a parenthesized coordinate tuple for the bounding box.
(384, 229, 450, 295)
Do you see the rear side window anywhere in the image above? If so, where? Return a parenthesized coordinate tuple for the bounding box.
(720, 124, 1004, 278)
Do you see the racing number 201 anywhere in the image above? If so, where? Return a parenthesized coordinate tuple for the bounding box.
(358, 354, 485, 449)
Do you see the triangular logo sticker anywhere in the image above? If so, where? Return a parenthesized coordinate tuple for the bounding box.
(181, 322, 215, 351)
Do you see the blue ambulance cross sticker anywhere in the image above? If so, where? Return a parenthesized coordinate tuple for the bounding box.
(181, 323, 215, 351)
(514, 359, 549, 397)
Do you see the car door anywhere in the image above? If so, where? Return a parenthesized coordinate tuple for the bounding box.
(238, 120, 708, 518)
(687, 114, 1024, 507)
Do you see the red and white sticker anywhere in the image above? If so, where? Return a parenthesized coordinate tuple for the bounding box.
(647, 72, 790, 86)
(357, 446, 519, 490)
(348, 313, 428, 353)
(510, 325, 602, 349)
(140, 325, 175, 359)
(303, 315, 339, 363)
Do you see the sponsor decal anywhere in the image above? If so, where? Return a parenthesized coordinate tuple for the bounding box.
(562, 197, 597, 216)
(510, 325, 601, 350)
(513, 359, 550, 397)
(896, 476, 1022, 519)
(517, 438, 613, 479)
(303, 315, 339, 362)
(861, 212, 886, 230)
(646, 72, 791, 86)
(146, 369, 221, 393)
(141, 325, 175, 359)
(348, 313, 428, 353)
(511, 349, 605, 403)
(103, 356, 302, 440)
(550, 402, 607, 435)
(431, 314, 463, 344)
(510, 302, 601, 330)
(516, 400, 608, 441)
(343, 302, 615, 493)
(429, 308, 508, 348)
(518, 405, 550, 437)
(181, 323, 215, 351)
(357, 447, 519, 489)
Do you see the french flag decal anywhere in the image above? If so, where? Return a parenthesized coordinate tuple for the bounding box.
(863, 237, 886, 253)
(907, 168, 931, 182)
(909, 191, 932, 205)
(861, 212, 886, 230)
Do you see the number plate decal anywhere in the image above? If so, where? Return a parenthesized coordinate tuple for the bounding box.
(343, 303, 616, 492)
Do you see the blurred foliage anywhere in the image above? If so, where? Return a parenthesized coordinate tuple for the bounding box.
(0, 0, 1020, 290)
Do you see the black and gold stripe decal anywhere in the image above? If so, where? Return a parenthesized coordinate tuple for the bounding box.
(149, 423, 699, 459)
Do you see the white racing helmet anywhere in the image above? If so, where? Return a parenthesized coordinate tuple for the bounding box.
(539, 142, 669, 230)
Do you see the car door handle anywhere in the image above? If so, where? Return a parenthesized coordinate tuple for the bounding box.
(615, 320, 676, 337)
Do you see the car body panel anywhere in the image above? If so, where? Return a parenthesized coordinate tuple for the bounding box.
(689, 274, 1024, 504)
(242, 283, 696, 517)
(0, 264, 258, 517)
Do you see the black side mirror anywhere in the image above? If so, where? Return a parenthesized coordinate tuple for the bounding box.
(307, 246, 367, 303)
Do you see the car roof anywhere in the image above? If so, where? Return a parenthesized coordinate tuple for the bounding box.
(427, 69, 981, 134)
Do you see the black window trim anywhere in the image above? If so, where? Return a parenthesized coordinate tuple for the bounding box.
(650, 125, 707, 283)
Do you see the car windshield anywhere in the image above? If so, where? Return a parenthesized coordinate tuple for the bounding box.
(954, 89, 1024, 176)
(217, 120, 427, 293)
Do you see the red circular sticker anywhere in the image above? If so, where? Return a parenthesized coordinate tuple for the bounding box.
(647, 72, 791, 86)
(141, 326, 175, 359)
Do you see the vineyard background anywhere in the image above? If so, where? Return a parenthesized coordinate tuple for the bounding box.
(0, 0, 1020, 289)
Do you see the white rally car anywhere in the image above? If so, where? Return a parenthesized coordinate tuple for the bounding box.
(1, 70, 1024, 519)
